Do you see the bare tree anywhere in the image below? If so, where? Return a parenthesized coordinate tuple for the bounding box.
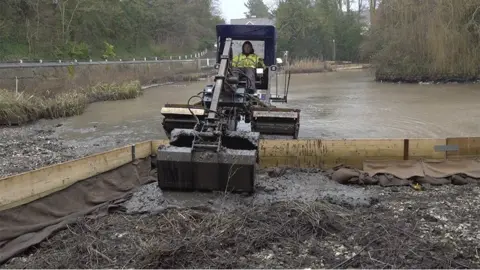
(57, 0, 87, 44)
(369, 0, 377, 24)
(358, 0, 364, 12)
(345, 0, 351, 12)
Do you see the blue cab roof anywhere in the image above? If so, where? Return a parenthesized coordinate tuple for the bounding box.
(216, 24, 276, 41)
(215, 24, 277, 66)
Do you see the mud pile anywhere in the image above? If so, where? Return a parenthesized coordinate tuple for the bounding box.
(0, 126, 77, 177)
(124, 168, 377, 215)
(5, 168, 480, 268)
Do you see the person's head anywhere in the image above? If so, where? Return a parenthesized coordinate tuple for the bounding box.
(242, 41, 254, 55)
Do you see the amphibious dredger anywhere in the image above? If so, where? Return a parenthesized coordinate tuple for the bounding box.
(157, 24, 300, 193)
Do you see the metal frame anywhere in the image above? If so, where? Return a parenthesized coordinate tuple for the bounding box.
(215, 24, 277, 66)
(213, 26, 289, 105)
(208, 38, 233, 121)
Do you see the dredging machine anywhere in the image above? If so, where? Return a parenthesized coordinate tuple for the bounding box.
(156, 24, 300, 193)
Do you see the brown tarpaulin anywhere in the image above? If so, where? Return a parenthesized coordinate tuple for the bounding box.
(0, 158, 154, 265)
(363, 159, 480, 179)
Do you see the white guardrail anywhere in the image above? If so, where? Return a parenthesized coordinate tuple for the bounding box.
(0, 49, 218, 69)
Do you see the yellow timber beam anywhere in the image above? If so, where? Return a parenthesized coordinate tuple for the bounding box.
(1, 137, 479, 212)
(0, 141, 151, 212)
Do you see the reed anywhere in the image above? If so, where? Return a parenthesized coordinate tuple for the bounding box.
(0, 80, 143, 126)
(366, 0, 480, 82)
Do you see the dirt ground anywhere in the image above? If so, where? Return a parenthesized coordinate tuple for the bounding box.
(2, 71, 480, 268)
(4, 168, 480, 269)
(0, 125, 78, 176)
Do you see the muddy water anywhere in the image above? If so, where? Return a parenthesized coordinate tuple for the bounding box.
(286, 70, 480, 138)
(46, 69, 480, 155)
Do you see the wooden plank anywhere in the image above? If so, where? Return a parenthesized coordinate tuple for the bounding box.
(297, 156, 320, 168)
(259, 156, 298, 168)
(408, 138, 446, 160)
(151, 139, 169, 154)
(3, 136, 480, 213)
(259, 140, 321, 157)
(319, 139, 405, 169)
(446, 137, 480, 158)
(259, 156, 319, 169)
(0, 145, 133, 211)
(135, 141, 153, 159)
(259, 139, 404, 169)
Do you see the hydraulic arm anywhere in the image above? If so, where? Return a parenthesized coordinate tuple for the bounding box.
(157, 38, 259, 193)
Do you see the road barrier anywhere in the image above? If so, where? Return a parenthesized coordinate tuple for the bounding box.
(0, 49, 210, 68)
(1, 137, 480, 212)
(0, 57, 217, 69)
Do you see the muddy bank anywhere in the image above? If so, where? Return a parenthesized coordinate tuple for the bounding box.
(0, 125, 78, 177)
(0, 60, 210, 96)
(287, 67, 333, 74)
(0, 118, 152, 178)
(0, 74, 213, 178)
(286, 63, 369, 74)
(5, 168, 480, 268)
(1, 70, 214, 126)
(123, 168, 378, 215)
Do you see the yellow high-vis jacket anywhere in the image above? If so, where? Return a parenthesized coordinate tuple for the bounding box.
(232, 53, 266, 68)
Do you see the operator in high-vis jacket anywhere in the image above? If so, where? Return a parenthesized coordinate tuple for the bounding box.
(232, 41, 265, 92)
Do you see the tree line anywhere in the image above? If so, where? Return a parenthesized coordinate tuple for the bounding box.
(245, 0, 372, 62)
(0, 0, 375, 62)
(0, 0, 223, 61)
(5, 0, 474, 81)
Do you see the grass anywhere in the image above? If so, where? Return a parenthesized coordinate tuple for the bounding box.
(86, 81, 142, 102)
(0, 91, 41, 125)
(0, 80, 142, 126)
(40, 91, 89, 119)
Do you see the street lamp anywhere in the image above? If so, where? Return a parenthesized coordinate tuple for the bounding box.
(332, 39, 336, 62)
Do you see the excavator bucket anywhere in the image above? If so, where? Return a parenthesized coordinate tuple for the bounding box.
(157, 129, 259, 193)
(160, 104, 206, 138)
(251, 107, 300, 139)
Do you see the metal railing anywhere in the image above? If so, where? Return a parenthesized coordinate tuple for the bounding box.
(0, 49, 218, 69)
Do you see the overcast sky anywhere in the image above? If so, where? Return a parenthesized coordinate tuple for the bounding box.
(219, 0, 365, 22)
(220, 0, 276, 22)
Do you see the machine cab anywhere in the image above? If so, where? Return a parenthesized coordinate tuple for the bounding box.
(214, 24, 284, 103)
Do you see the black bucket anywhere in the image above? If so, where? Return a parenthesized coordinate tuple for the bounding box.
(157, 129, 260, 193)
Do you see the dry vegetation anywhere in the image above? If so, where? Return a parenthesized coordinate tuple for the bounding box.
(285, 59, 368, 74)
(4, 167, 480, 268)
(6, 195, 480, 269)
(0, 81, 142, 125)
(286, 59, 333, 73)
(365, 0, 480, 82)
(86, 81, 142, 102)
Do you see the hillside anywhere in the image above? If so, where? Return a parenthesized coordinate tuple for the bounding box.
(0, 0, 223, 61)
